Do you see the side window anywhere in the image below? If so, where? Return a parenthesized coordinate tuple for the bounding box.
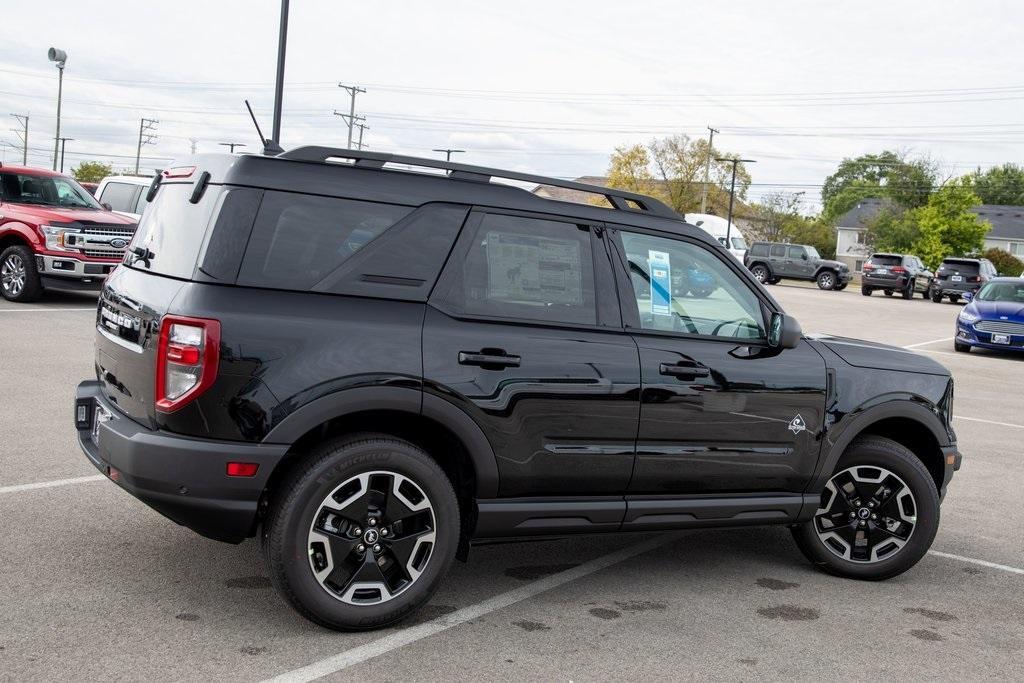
(787, 245, 805, 259)
(237, 192, 412, 291)
(134, 185, 151, 215)
(435, 212, 596, 326)
(749, 243, 768, 257)
(619, 231, 766, 341)
(770, 244, 786, 258)
(99, 182, 139, 213)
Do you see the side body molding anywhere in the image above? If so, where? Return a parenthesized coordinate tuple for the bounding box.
(262, 385, 500, 498)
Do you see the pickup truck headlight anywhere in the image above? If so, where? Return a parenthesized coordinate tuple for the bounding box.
(41, 225, 80, 252)
(958, 309, 980, 325)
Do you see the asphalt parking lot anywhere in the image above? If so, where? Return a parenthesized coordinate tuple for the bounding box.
(1, 284, 1022, 681)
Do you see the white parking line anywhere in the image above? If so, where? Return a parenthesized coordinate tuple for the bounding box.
(0, 474, 105, 495)
(0, 307, 94, 313)
(262, 534, 677, 683)
(902, 337, 954, 349)
(954, 415, 1024, 430)
(929, 550, 1024, 576)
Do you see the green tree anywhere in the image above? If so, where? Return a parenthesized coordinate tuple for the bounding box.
(981, 247, 1024, 276)
(787, 217, 838, 260)
(71, 161, 113, 183)
(748, 191, 804, 242)
(908, 180, 989, 269)
(821, 150, 937, 217)
(968, 163, 1024, 206)
(866, 206, 919, 253)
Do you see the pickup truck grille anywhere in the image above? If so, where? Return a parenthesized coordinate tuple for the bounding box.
(82, 225, 135, 237)
(84, 248, 124, 259)
(975, 320, 1024, 335)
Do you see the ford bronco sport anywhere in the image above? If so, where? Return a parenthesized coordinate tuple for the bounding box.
(75, 149, 961, 630)
(0, 165, 137, 302)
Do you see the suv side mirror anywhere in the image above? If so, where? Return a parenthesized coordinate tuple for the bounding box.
(769, 312, 802, 349)
(801, 253, 808, 260)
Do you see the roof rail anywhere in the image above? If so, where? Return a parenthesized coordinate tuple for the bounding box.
(276, 146, 681, 219)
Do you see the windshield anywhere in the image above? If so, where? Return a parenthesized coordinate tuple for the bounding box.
(730, 236, 746, 250)
(806, 246, 821, 259)
(0, 172, 102, 209)
(976, 281, 1024, 302)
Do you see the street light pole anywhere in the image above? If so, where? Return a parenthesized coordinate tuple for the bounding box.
(433, 148, 465, 162)
(270, 0, 289, 147)
(219, 142, 246, 153)
(58, 137, 74, 172)
(715, 157, 756, 249)
(48, 47, 67, 171)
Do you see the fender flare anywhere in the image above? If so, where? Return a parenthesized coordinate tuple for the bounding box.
(813, 266, 838, 280)
(262, 385, 499, 498)
(807, 399, 949, 497)
(748, 261, 773, 277)
(0, 222, 42, 250)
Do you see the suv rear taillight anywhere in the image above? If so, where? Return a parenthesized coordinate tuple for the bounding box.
(155, 315, 220, 412)
(891, 266, 907, 273)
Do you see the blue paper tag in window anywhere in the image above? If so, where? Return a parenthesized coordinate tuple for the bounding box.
(649, 250, 672, 316)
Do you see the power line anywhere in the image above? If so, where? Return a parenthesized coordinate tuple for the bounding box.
(337, 83, 366, 149)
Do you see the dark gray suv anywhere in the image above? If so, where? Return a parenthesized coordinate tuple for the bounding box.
(745, 241, 852, 290)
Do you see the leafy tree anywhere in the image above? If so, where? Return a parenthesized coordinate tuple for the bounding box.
(71, 161, 113, 183)
(604, 135, 751, 215)
(787, 217, 838, 260)
(821, 150, 937, 217)
(968, 163, 1024, 206)
(981, 247, 1024, 276)
(748, 191, 804, 242)
(866, 206, 919, 253)
(907, 179, 989, 269)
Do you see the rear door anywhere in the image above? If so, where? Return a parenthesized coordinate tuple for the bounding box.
(423, 209, 639, 497)
(607, 225, 827, 495)
(769, 243, 789, 275)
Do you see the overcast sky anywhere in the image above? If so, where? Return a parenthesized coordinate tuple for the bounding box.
(1, 0, 1022, 210)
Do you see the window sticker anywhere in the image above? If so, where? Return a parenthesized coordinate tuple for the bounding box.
(648, 249, 672, 315)
(485, 231, 583, 306)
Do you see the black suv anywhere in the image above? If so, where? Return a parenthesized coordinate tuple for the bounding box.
(861, 252, 933, 299)
(931, 257, 997, 303)
(744, 241, 852, 290)
(75, 149, 961, 631)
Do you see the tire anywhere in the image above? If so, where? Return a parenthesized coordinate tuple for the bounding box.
(954, 340, 971, 353)
(901, 280, 914, 299)
(750, 264, 770, 284)
(768, 277, 781, 285)
(949, 294, 960, 304)
(861, 286, 872, 296)
(931, 290, 943, 303)
(921, 286, 931, 299)
(883, 289, 893, 297)
(816, 270, 837, 290)
(835, 283, 847, 291)
(263, 434, 460, 631)
(791, 435, 940, 581)
(0, 245, 43, 303)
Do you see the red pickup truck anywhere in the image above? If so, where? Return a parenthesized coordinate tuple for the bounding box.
(0, 164, 138, 303)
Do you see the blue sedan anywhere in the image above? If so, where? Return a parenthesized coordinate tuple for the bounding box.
(955, 277, 1024, 353)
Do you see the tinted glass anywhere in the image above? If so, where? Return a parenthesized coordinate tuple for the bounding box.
(437, 213, 596, 326)
(99, 182, 139, 213)
(0, 172, 101, 209)
(869, 255, 902, 266)
(940, 259, 980, 275)
(238, 192, 411, 291)
(749, 243, 768, 257)
(125, 183, 221, 279)
(620, 231, 765, 340)
(787, 245, 804, 259)
(770, 244, 786, 257)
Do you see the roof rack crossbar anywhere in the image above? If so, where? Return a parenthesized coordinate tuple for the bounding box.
(277, 146, 679, 219)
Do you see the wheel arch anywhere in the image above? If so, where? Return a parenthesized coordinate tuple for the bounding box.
(748, 260, 772, 276)
(0, 226, 38, 253)
(814, 265, 839, 279)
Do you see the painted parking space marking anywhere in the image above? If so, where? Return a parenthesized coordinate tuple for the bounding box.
(0, 474, 104, 495)
(953, 415, 1024, 430)
(263, 534, 677, 683)
(0, 307, 95, 313)
(929, 550, 1024, 576)
(903, 337, 954, 349)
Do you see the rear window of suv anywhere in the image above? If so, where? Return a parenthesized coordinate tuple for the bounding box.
(748, 243, 768, 257)
(126, 182, 221, 279)
(869, 255, 902, 266)
(940, 259, 980, 275)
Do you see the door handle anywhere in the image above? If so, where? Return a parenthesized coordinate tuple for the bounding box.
(458, 350, 521, 369)
(659, 362, 710, 379)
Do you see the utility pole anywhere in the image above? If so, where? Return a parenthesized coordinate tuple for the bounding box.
(715, 157, 756, 250)
(10, 114, 28, 165)
(337, 84, 366, 149)
(219, 142, 246, 153)
(135, 118, 159, 175)
(58, 137, 74, 172)
(355, 122, 369, 150)
(271, 0, 289, 147)
(433, 148, 465, 162)
(700, 126, 719, 213)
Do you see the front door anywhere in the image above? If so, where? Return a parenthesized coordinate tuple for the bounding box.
(423, 210, 640, 497)
(608, 226, 827, 495)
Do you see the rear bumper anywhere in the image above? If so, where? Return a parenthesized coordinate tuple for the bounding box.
(862, 274, 909, 289)
(74, 380, 289, 543)
(933, 281, 980, 296)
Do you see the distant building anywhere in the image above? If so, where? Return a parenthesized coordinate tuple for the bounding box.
(834, 199, 1024, 271)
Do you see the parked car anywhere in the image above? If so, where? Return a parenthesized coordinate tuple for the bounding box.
(930, 257, 997, 304)
(684, 213, 747, 262)
(954, 278, 1024, 353)
(79, 181, 99, 196)
(0, 164, 138, 302)
(95, 175, 154, 221)
(860, 252, 933, 299)
(744, 241, 852, 290)
(75, 149, 960, 631)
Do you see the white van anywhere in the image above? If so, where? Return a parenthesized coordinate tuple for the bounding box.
(95, 175, 154, 221)
(684, 213, 747, 261)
